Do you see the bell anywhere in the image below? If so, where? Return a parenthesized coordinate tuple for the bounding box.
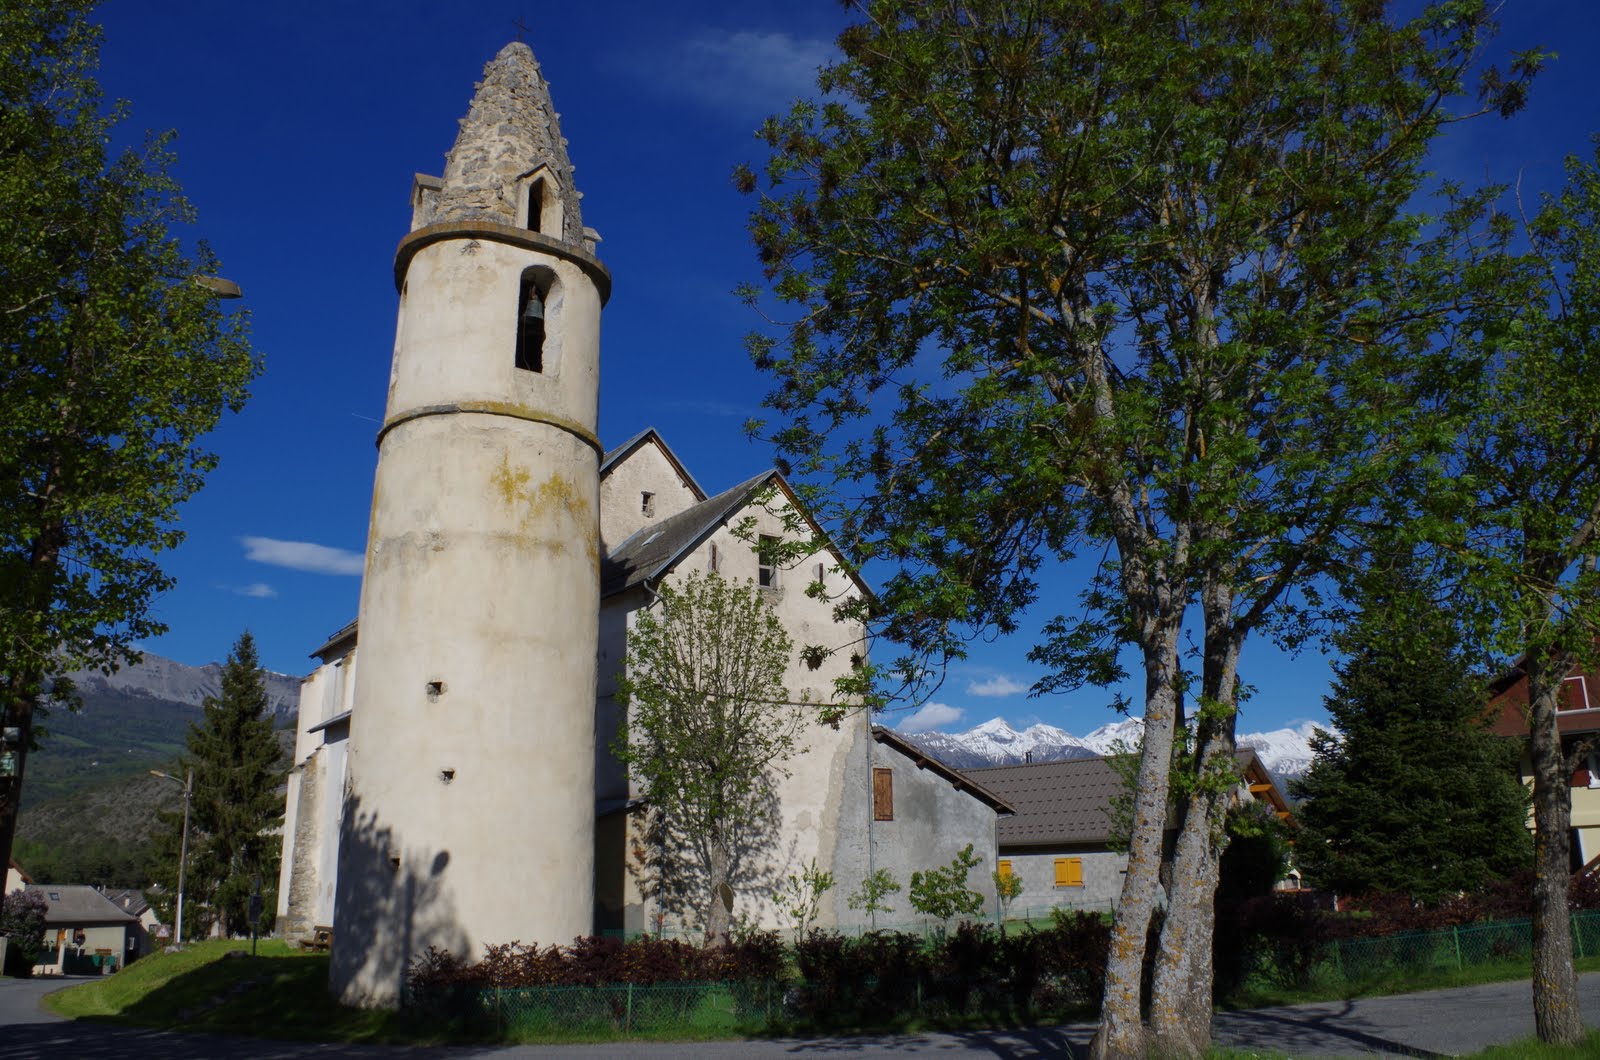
(522, 287, 545, 322)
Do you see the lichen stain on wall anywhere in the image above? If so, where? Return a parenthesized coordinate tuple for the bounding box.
(490, 451, 596, 565)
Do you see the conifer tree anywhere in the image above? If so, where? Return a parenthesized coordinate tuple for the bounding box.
(153, 631, 283, 937)
(1294, 573, 1530, 902)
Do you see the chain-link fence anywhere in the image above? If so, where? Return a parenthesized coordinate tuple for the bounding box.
(1247, 910, 1600, 992)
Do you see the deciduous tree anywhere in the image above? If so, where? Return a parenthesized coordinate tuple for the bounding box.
(614, 572, 807, 943)
(1443, 144, 1600, 1044)
(739, 2, 1532, 1053)
(0, 0, 257, 881)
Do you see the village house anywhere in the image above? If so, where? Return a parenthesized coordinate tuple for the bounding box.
(963, 749, 1293, 916)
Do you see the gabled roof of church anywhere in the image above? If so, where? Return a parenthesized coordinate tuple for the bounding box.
(603, 471, 774, 597)
(601, 427, 705, 500)
(601, 469, 877, 603)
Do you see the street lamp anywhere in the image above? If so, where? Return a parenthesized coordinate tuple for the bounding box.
(149, 768, 193, 945)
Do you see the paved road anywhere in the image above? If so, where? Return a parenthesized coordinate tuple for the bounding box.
(4, 973, 1598, 1058)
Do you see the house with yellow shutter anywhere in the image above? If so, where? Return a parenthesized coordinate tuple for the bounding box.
(964, 748, 1291, 916)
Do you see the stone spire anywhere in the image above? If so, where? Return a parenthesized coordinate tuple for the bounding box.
(429, 41, 584, 244)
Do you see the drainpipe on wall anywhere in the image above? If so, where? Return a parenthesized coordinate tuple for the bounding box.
(866, 722, 876, 933)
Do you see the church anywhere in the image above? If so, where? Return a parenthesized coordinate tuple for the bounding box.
(273, 41, 1011, 1008)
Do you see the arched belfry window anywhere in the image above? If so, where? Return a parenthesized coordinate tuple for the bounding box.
(515, 272, 548, 373)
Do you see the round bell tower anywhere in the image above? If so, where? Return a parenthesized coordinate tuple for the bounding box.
(330, 41, 607, 1007)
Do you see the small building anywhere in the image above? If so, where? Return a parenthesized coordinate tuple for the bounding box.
(103, 889, 162, 962)
(27, 885, 138, 975)
(1488, 662, 1600, 869)
(964, 748, 1292, 917)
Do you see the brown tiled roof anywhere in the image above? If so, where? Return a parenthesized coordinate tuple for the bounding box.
(962, 757, 1123, 847)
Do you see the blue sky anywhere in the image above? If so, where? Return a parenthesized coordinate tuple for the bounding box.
(88, 1, 1598, 737)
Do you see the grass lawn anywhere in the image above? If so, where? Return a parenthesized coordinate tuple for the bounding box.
(43, 939, 441, 1044)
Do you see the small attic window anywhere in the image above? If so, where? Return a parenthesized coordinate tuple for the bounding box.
(528, 179, 545, 233)
(641, 492, 655, 517)
(708, 542, 720, 572)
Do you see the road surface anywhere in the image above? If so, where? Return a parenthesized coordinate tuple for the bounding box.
(4, 972, 1597, 1057)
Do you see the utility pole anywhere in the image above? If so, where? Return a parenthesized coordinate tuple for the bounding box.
(151, 768, 193, 944)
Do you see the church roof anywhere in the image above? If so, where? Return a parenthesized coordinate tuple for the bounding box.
(601, 427, 706, 501)
(602, 471, 775, 597)
(427, 41, 585, 244)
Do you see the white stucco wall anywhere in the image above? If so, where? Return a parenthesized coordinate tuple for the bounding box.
(600, 438, 701, 553)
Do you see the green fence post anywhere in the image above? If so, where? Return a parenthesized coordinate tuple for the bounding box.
(1452, 925, 1462, 971)
(1576, 914, 1586, 960)
(625, 982, 634, 1034)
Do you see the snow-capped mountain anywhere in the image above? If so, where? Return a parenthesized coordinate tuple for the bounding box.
(1237, 722, 1324, 781)
(897, 715, 1319, 783)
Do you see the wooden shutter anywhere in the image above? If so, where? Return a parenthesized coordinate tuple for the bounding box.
(873, 767, 894, 820)
(1054, 857, 1083, 887)
(998, 859, 1013, 880)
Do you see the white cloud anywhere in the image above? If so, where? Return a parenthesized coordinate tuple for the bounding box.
(966, 675, 1030, 698)
(899, 702, 965, 734)
(230, 582, 278, 599)
(240, 536, 363, 576)
(655, 30, 835, 115)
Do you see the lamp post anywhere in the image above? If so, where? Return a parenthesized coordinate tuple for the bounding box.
(150, 768, 192, 945)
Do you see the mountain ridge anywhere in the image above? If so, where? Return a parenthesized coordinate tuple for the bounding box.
(895, 716, 1319, 783)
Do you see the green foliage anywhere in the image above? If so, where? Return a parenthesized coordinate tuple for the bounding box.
(1292, 575, 1531, 902)
(908, 843, 986, 922)
(152, 632, 283, 937)
(1, 886, 49, 968)
(739, 0, 1535, 1034)
(0, 0, 257, 874)
(846, 867, 901, 920)
(614, 572, 806, 939)
(773, 858, 835, 943)
(1216, 802, 1294, 905)
(992, 865, 1023, 920)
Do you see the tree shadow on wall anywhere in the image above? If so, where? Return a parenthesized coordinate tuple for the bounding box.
(328, 792, 471, 1007)
(632, 778, 786, 939)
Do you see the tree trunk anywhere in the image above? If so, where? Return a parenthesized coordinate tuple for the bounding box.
(706, 843, 733, 945)
(1527, 650, 1584, 1045)
(0, 680, 40, 887)
(1149, 610, 1241, 1055)
(1089, 619, 1184, 1060)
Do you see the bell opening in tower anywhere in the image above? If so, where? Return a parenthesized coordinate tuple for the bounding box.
(516, 275, 546, 373)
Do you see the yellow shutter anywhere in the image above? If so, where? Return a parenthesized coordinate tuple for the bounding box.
(998, 859, 1013, 880)
(1054, 857, 1083, 887)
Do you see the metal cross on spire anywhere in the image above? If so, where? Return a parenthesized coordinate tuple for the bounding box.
(512, 16, 532, 43)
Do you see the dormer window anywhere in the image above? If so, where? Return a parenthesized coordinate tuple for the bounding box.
(516, 276, 545, 373)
